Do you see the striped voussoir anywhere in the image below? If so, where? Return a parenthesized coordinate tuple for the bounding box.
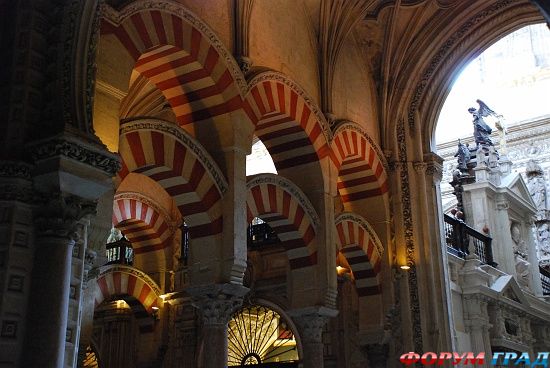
(335, 216, 383, 296)
(101, 9, 242, 127)
(93, 265, 161, 314)
(112, 196, 171, 254)
(331, 128, 388, 203)
(243, 79, 330, 170)
(118, 121, 223, 239)
(246, 180, 317, 270)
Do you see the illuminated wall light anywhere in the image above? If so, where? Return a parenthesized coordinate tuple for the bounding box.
(400, 265, 411, 271)
(336, 265, 349, 275)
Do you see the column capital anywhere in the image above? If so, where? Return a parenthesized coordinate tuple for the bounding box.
(423, 152, 444, 182)
(187, 284, 249, 326)
(34, 193, 96, 239)
(288, 307, 338, 343)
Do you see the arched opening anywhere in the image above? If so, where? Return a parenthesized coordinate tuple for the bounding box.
(435, 23, 550, 213)
(247, 137, 278, 176)
(227, 304, 300, 367)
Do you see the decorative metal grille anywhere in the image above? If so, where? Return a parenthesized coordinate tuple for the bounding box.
(227, 305, 299, 366)
(82, 345, 100, 368)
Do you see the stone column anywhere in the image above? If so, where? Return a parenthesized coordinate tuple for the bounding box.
(23, 194, 96, 368)
(289, 307, 338, 368)
(188, 284, 248, 368)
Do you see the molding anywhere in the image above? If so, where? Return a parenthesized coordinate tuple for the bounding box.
(120, 118, 228, 194)
(95, 80, 127, 101)
(29, 133, 121, 176)
(246, 173, 321, 230)
(101, 0, 247, 96)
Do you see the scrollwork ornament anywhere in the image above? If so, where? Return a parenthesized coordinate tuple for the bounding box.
(0, 161, 32, 180)
(30, 137, 121, 176)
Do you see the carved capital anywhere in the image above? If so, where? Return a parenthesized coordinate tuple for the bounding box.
(34, 193, 97, 239)
(288, 307, 338, 344)
(496, 201, 510, 210)
(187, 284, 248, 326)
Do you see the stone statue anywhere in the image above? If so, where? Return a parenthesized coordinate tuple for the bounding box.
(106, 227, 122, 243)
(510, 222, 530, 288)
(538, 223, 550, 267)
(526, 160, 547, 219)
(454, 140, 471, 172)
(510, 222, 527, 258)
(468, 99, 499, 150)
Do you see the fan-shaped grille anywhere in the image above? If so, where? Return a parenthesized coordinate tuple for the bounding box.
(228, 305, 299, 366)
(83, 345, 100, 368)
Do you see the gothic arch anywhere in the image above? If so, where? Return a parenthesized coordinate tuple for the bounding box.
(243, 71, 331, 171)
(118, 118, 227, 239)
(113, 192, 176, 254)
(335, 212, 384, 296)
(92, 265, 161, 314)
(100, 1, 246, 130)
(246, 173, 319, 270)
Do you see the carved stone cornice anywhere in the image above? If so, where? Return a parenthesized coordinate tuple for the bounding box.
(187, 284, 249, 326)
(120, 119, 228, 194)
(34, 193, 97, 239)
(246, 173, 321, 229)
(0, 161, 32, 180)
(29, 133, 121, 176)
(101, 0, 247, 96)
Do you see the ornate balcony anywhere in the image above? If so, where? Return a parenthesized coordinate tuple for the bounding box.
(106, 237, 134, 266)
(444, 214, 497, 267)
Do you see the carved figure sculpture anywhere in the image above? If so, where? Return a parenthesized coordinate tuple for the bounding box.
(454, 140, 471, 172)
(511, 222, 526, 257)
(468, 99, 499, 150)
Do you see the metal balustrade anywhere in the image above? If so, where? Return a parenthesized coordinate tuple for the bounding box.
(443, 214, 497, 267)
(540, 266, 550, 296)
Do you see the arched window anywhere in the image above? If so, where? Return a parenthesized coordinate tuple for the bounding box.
(227, 305, 299, 366)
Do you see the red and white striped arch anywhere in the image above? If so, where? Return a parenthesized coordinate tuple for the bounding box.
(101, 4, 245, 127)
(243, 73, 330, 170)
(335, 212, 384, 296)
(118, 119, 227, 239)
(112, 194, 173, 254)
(93, 265, 161, 313)
(246, 174, 319, 270)
(331, 123, 389, 204)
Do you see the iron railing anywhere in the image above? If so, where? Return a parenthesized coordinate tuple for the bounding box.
(443, 214, 497, 267)
(540, 266, 550, 296)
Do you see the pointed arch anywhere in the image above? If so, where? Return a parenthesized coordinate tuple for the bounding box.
(100, 1, 246, 127)
(246, 174, 319, 270)
(335, 212, 384, 296)
(93, 265, 161, 313)
(243, 72, 331, 170)
(112, 192, 175, 254)
(331, 121, 389, 204)
(118, 118, 227, 238)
